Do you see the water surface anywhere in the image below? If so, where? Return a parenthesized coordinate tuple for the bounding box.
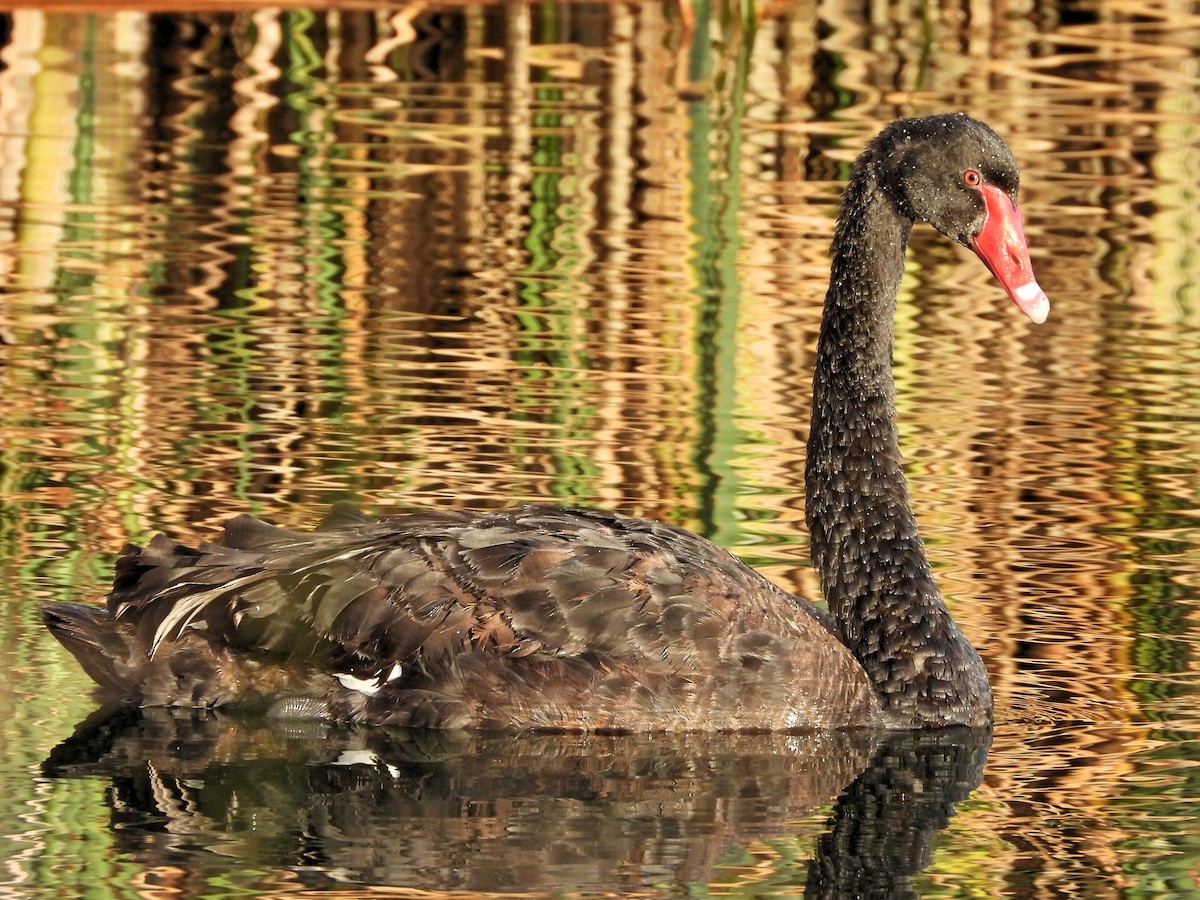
(1, 3, 1199, 897)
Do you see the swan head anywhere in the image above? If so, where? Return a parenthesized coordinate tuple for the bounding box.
(874, 113, 1050, 324)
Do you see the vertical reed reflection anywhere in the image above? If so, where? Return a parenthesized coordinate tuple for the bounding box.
(0, 1, 1198, 897)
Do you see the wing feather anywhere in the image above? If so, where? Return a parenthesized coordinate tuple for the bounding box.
(66, 504, 873, 728)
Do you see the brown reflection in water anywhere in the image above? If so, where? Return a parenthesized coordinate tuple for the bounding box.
(0, 2, 1199, 895)
(978, 724, 1160, 894)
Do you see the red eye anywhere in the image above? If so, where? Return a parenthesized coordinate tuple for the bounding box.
(963, 169, 982, 186)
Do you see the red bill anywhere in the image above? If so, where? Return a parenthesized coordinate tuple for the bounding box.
(970, 183, 1050, 324)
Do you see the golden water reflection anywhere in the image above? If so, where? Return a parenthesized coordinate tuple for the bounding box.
(0, 2, 1199, 897)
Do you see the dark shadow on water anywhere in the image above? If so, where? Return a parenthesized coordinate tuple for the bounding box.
(42, 706, 990, 894)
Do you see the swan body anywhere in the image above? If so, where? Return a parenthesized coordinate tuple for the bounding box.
(46, 505, 881, 730)
(44, 114, 1048, 730)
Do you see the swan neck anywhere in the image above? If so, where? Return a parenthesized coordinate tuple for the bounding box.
(805, 163, 992, 726)
(808, 168, 923, 621)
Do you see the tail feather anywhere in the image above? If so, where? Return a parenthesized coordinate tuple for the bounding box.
(110, 536, 200, 610)
(42, 603, 138, 695)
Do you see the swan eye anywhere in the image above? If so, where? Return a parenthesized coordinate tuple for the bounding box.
(963, 169, 982, 187)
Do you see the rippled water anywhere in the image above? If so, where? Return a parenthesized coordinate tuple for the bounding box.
(1, 3, 1199, 897)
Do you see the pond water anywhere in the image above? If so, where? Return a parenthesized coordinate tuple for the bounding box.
(0, 2, 1198, 897)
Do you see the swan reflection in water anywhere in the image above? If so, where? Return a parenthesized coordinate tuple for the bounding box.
(43, 708, 990, 894)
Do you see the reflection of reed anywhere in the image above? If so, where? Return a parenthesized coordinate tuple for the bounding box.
(0, 7, 1190, 635)
(2, 2, 1200, 894)
(977, 724, 1154, 895)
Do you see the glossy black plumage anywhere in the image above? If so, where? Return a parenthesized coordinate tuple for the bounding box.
(44, 114, 1047, 730)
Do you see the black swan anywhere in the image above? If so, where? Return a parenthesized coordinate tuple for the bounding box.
(43, 114, 1048, 731)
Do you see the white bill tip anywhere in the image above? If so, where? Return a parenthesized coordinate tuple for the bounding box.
(1014, 281, 1050, 324)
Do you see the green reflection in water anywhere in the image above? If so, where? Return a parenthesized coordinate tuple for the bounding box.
(287, 10, 358, 339)
(513, 73, 603, 501)
(686, 9, 755, 546)
(1116, 735, 1200, 898)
